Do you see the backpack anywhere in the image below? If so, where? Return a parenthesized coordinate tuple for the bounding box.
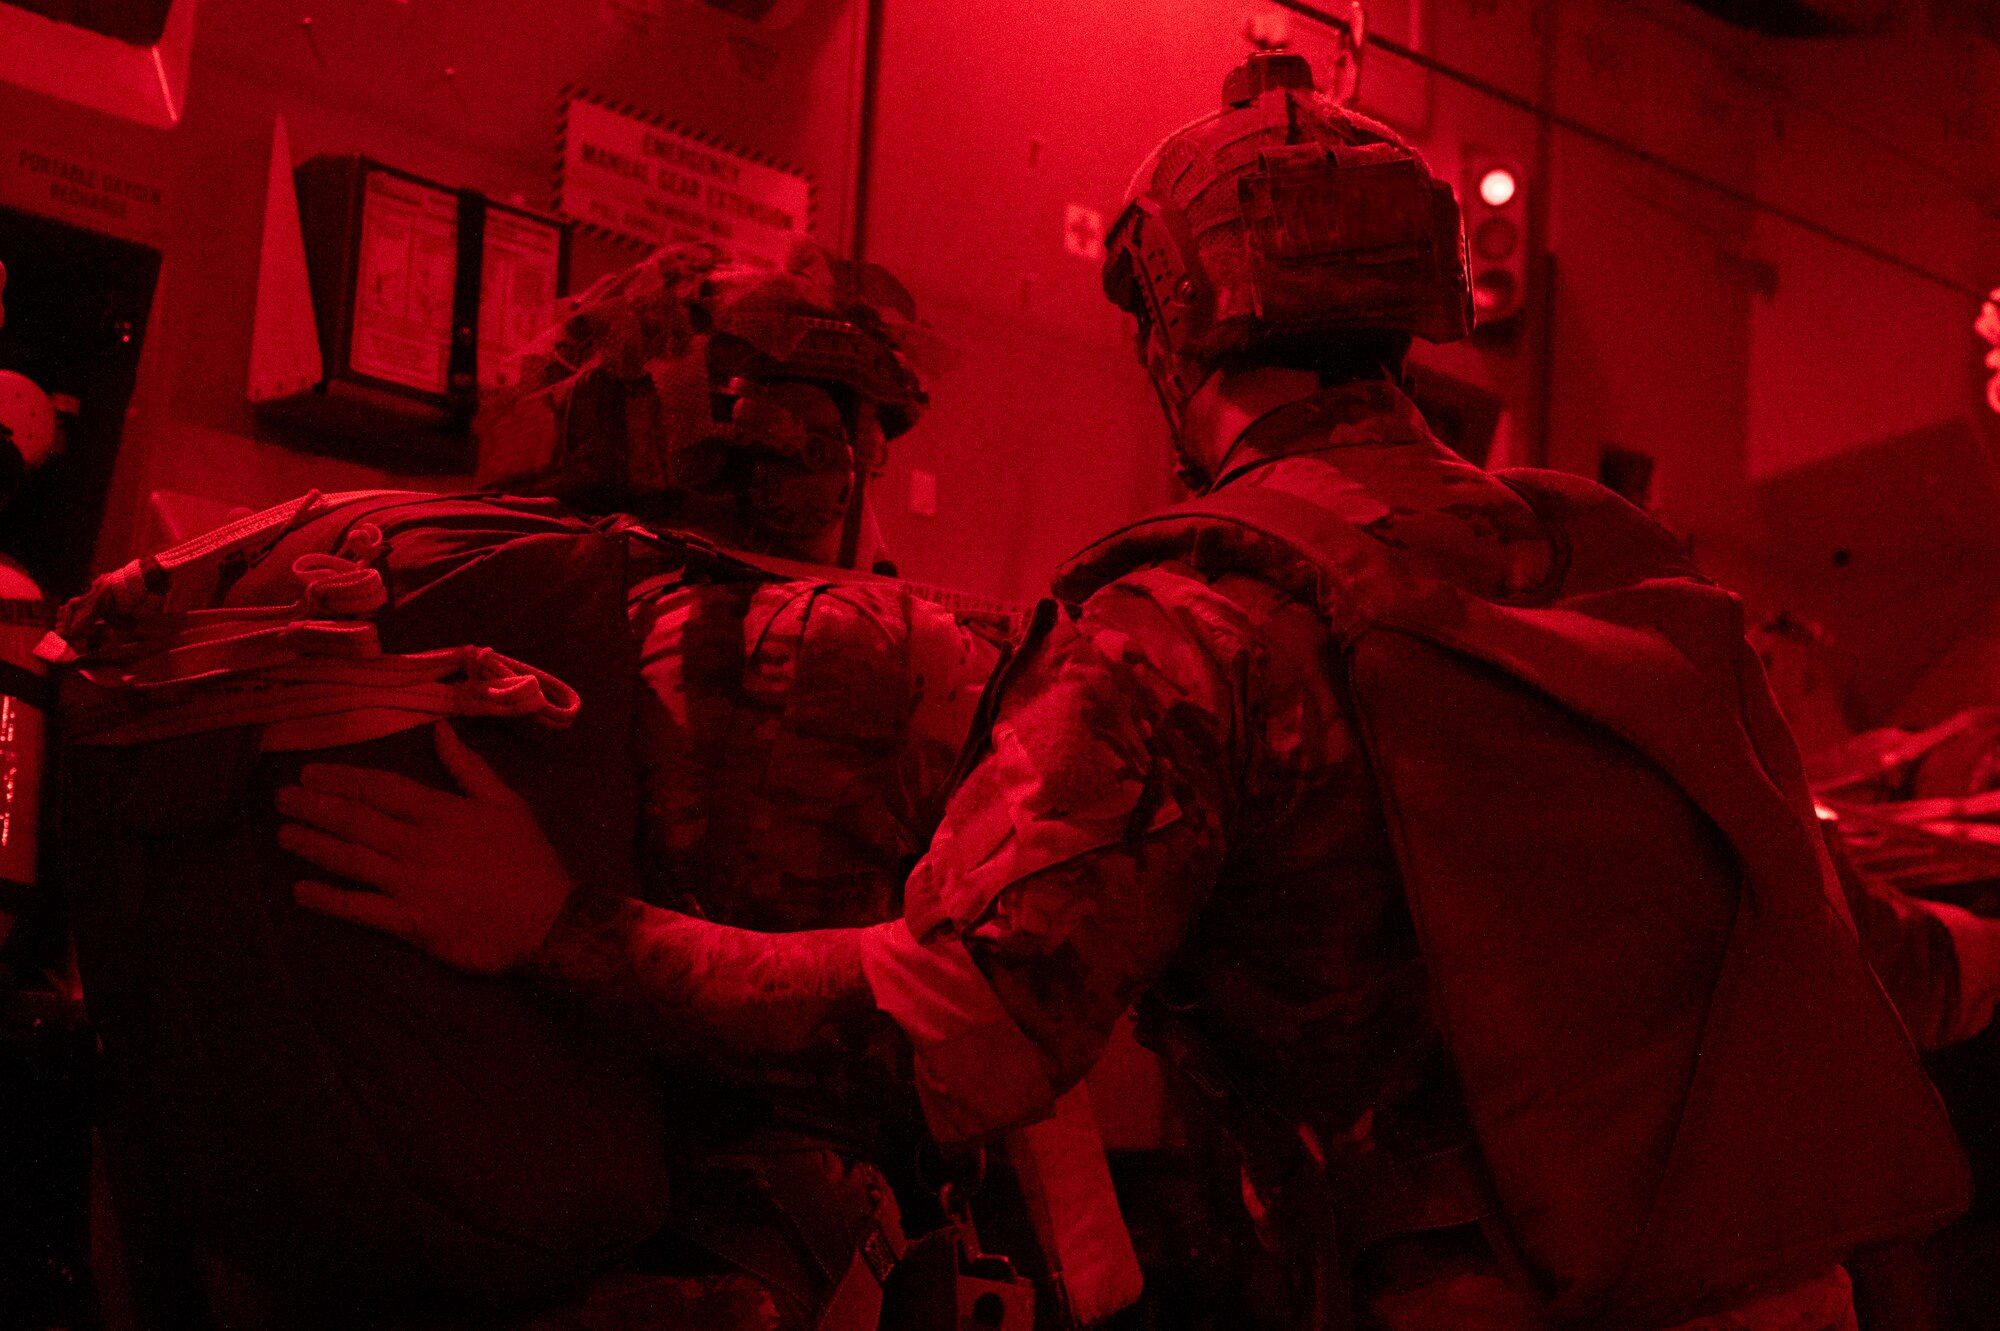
(1056, 466, 1970, 1327)
(46, 492, 669, 1316)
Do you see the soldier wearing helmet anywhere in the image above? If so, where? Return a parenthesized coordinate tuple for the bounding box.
(1100, 50, 1468, 490)
(475, 234, 1006, 992)
(478, 240, 1009, 1331)
(478, 237, 933, 569)
(282, 54, 2000, 1331)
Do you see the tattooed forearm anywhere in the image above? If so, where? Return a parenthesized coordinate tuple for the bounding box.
(526, 888, 882, 1077)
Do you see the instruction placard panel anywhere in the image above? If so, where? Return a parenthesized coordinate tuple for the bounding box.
(559, 94, 811, 269)
(478, 209, 563, 388)
(351, 169, 458, 395)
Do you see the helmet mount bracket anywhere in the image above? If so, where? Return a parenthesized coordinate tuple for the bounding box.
(1107, 193, 1219, 415)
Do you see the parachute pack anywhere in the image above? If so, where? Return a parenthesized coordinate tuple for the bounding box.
(44, 492, 669, 1317)
(1057, 463, 1971, 1326)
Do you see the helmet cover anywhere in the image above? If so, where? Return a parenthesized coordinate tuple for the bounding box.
(478, 239, 943, 538)
(1102, 51, 1472, 406)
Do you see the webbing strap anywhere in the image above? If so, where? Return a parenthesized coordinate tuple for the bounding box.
(43, 489, 416, 658)
(142, 488, 410, 585)
(47, 491, 588, 754)
(623, 523, 1027, 624)
(1004, 1083, 1144, 1324)
(63, 643, 579, 750)
(100, 490, 321, 615)
(72, 619, 386, 691)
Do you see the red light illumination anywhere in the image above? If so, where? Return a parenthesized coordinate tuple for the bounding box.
(1474, 217, 1519, 262)
(1472, 270, 1518, 314)
(1478, 167, 1517, 208)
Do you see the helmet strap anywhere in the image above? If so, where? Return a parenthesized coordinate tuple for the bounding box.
(1139, 324, 1216, 491)
(835, 460, 869, 569)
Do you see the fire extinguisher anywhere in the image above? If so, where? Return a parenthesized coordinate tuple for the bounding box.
(0, 259, 55, 947)
(0, 556, 47, 947)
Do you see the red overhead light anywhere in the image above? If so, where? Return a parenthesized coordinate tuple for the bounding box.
(1478, 167, 1517, 208)
(1462, 154, 1529, 328)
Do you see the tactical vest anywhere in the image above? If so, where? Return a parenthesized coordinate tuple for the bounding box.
(619, 537, 1139, 1329)
(624, 543, 1009, 940)
(1051, 458, 1970, 1328)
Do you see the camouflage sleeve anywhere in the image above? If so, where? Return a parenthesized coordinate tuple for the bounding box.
(897, 595, 1002, 835)
(524, 583, 998, 1096)
(863, 565, 1273, 1146)
(1821, 817, 2000, 1048)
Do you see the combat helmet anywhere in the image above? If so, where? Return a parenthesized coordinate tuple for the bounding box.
(478, 239, 937, 562)
(1102, 50, 1472, 420)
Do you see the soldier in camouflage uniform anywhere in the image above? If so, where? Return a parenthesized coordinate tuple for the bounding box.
(281, 57, 2000, 1331)
(478, 240, 1005, 1330)
(476, 234, 1004, 989)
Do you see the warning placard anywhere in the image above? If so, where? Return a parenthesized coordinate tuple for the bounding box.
(558, 93, 812, 269)
(350, 170, 459, 395)
(478, 209, 564, 388)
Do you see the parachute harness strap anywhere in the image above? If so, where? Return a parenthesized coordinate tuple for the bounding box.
(42, 492, 581, 752)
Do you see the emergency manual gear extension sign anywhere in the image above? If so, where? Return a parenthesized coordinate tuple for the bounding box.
(558, 91, 813, 269)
